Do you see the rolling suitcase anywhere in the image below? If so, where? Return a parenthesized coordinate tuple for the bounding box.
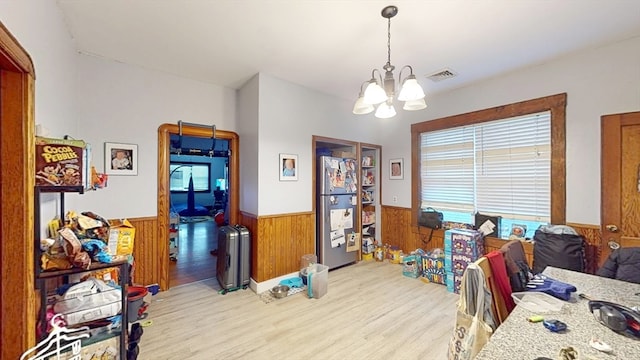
(217, 225, 251, 294)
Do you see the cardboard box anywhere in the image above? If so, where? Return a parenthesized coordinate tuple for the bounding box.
(451, 253, 475, 275)
(108, 219, 135, 255)
(422, 254, 446, 284)
(35, 137, 86, 187)
(446, 229, 484, 257)
(446, 271, 462, 294)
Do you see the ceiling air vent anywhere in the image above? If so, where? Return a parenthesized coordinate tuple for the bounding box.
(426, 68, 457, 82)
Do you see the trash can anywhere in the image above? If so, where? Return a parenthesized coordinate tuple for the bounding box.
(127, 286, 148, 323)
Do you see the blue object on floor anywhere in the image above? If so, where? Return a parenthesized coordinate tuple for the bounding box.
(279, 277, 303, 288)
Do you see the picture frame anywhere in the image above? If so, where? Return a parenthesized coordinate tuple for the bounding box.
(279, 153, 298, 181)
(105, 142, 138, 176)
(390, 158, 404, 180)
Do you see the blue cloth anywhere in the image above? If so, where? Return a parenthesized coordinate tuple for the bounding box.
(527, 277, 576, 301)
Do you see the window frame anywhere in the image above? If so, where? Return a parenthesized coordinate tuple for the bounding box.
(410, 93, 567, 230)
(169, 161, 212, 193)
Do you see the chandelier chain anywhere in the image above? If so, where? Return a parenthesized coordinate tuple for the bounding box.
(387, 17, 391, 66)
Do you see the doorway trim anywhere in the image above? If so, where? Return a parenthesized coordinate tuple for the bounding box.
(157, 124, 239, 290)
(0, 21, 37, 358)
(600, 111, 640, 265)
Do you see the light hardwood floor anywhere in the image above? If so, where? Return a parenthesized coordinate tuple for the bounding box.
(139, 260, 459, 359)
(169, 219, 218, 287)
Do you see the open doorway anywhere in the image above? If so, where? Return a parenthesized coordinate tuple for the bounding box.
(157, 124, 239, 290)
(168, 134, 230, 287)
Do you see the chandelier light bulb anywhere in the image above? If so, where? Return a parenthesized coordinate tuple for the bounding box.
(403, 98, 427, 111)
(363, 80, 387, 105)
(397, 75, 425, 101)
(375, 101, 396, 119)
(353, 95, 375, 114)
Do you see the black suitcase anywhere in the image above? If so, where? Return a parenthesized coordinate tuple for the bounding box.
(217, 225, 251, 294)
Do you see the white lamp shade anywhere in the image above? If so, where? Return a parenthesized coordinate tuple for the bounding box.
(363, 81, 387, 105)
(403, 98, 427, 111)
(375, 102, 396, 119)
(397, 76, 425, 101)
(353, 96, 374, 115)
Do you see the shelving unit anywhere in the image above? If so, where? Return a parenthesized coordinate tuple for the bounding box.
(34, 185, 128, 359)
(360, 144, 381, 256)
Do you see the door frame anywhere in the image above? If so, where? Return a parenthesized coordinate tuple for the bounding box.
(601, 111, 640, 265)
(157, 124, 239, 290)
(0, 21, 37, 358)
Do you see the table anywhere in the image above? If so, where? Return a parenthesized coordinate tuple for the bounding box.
(475, 267, 640, 360)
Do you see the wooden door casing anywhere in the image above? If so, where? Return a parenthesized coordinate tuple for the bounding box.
(601, 111, 640, 265)
(0, 21, 37, 359)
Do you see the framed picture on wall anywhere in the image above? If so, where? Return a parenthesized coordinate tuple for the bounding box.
(105, 142, 138, 175)
(390, 158, 403, 180)
(279, 153, 298, 181)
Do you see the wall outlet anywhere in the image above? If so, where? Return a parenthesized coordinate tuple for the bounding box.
(392, 196, 398, 203)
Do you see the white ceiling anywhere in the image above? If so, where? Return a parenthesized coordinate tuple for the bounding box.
(57, 0, 640, 102)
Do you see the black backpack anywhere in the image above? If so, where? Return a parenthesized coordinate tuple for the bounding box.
(532, 228, 586, 274)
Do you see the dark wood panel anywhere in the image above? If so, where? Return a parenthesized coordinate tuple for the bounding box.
(381, 206, 603, 270)
(242, 212, 315, 282)
(381, 205, 444, 253)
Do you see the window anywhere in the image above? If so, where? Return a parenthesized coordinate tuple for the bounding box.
(411, 94, 567, 238)
(421, 112, 550, 238)
(170, 162, 211, 192)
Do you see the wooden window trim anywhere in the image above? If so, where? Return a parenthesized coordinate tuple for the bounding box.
(410, 93, 567, 229)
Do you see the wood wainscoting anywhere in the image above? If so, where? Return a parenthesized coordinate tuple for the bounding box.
(240, 211, 315, 283)
(115, 217, 160, 287)
(381, 205, 602, 269)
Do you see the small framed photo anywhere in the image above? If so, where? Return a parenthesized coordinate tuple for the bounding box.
(390, 158, 404, 180)
(279, 153, 298, 181)
(105, 142, 138, 176)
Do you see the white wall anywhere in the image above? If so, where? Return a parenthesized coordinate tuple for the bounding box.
(381, 36, 640, 225)
(0, 0, 80, 232)
(237, 75, 260, 215)
(75, 55, 236, 219)
(0, 0, 78, 135)
(256, 73, 380, 215)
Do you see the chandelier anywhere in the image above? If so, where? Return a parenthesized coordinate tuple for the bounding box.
(352, 5, 427, 119)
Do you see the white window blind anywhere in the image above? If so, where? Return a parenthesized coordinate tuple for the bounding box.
(420, 126, 475, 213)
(420, 111, 551, 222)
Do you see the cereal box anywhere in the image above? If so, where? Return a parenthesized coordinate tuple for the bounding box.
(108, 219, 136, 256)
(35, 137, 85, 187)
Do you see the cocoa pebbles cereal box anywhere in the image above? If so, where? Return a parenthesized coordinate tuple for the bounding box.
(35, 137, 85, 186)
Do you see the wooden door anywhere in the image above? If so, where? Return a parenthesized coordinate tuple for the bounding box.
(601, 111, 640, 265)
(0, 21, 37, 359)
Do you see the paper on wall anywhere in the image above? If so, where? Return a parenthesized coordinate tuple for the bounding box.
(331, 229, 346, 248)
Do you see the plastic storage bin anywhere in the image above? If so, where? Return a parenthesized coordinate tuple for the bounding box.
(511, 292, 564, 313)
(304, 264, 329, 299)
